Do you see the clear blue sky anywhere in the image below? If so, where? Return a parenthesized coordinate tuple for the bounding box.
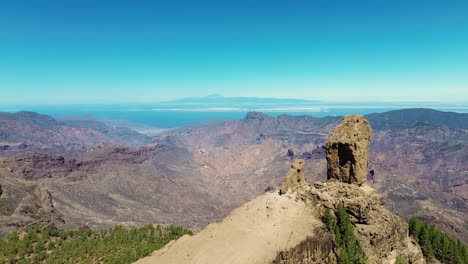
(1, 0, 467, 105)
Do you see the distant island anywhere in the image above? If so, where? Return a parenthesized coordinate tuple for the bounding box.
(167, 94, 321, 105)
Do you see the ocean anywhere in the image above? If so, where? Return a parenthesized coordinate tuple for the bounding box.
(1, 103, 467, 129)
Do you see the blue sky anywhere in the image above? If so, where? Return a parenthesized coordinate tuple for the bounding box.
(0, 0, 467, 105)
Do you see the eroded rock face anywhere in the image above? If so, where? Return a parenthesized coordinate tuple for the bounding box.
(6, 145, 162, 181)
(308, 182, 425, 264)
(279, 159, 306, 194)
(326, 115, 372, 185)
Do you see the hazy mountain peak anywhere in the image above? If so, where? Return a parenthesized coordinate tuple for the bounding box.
(205, 94, 224, 98)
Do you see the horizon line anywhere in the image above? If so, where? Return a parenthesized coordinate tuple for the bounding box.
(1, 98, 468, 107)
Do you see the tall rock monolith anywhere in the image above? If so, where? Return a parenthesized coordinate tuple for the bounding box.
(326, 115, 372, 185)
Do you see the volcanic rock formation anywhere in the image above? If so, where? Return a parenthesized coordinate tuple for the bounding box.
(326, 115, 372, 185)
(279, 159, 306, 194)
(275, 181, 425, 264)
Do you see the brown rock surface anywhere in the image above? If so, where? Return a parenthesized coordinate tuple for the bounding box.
(305, 182, 424, 264)
(279, 159, 306, 194)
(5, 145, 162, 181)
(326, 115, 372, 185)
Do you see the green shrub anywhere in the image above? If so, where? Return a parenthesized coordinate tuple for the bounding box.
(395, 255, 405, 264)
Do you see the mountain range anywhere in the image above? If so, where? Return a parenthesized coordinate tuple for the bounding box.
(0, 111, 151, 153)
(0, 108, 466, 244)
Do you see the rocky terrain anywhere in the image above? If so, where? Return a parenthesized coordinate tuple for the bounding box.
(136, 115, 425, 263)
(0, 163, 65, 236)
(272, 181, 424, 264)
(1, 144, 222, 229)
(158, 108, 467, 242)
(137, 180, 425, 263)
(0, 108, 466, 244)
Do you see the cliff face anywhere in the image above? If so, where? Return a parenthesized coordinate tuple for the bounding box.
(5, 145, 163, 181)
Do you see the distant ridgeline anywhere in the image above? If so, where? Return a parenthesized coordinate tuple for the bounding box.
(0, 225, 192, 264)
(409, 218, 468, 264)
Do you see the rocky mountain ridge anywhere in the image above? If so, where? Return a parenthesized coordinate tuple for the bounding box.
(136, 115, 425, 264)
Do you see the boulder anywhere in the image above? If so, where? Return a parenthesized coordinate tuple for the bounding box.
(326, 115, 372, 185)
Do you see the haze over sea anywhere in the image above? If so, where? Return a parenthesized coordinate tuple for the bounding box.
(1, 96, 466, 128)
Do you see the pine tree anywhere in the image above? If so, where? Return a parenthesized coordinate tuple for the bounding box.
(0, 224, 193, 264)
(323, 208, 336, 231)
(408, 217, 468, 264)
(322, 202, 367, 264)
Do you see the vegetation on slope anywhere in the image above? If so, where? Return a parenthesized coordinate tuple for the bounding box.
(409, 217, 467, 264)
(323, 202, 367, 264)
(0, 224, 192, 264)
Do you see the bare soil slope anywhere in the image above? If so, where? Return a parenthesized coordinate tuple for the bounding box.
(135, 180, 424, 264)
(135, 191, 322, 264)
